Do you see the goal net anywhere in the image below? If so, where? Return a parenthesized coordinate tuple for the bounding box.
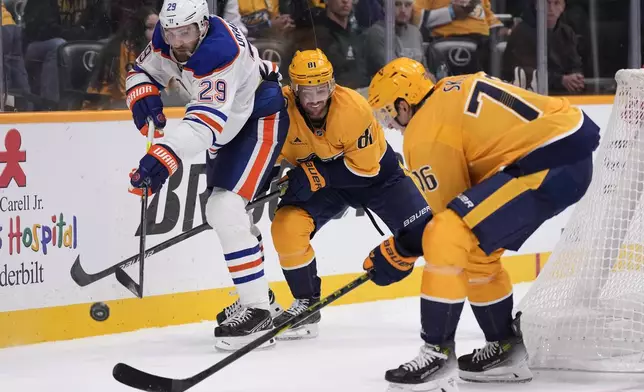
(517, 69, 644, 372)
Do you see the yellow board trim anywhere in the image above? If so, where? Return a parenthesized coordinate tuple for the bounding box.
(566, 95, 614, 105)
(0, 252, 549, 349)
(0, 95, 614, 124)
(0, 108, 186, 124)
(463, 170, 549, 228)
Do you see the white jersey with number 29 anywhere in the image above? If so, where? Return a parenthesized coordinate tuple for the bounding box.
(126, 15, 278, 160)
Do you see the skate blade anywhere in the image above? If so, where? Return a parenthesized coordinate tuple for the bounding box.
(214, 333, 276, 352)
(276, 323, 319, 341)
(459, 363, 533, 383)
(387, 376, 459, 392)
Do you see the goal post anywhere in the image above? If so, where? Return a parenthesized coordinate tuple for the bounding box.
(517, 69, 644, 372)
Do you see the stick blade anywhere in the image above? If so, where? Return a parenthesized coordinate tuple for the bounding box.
(113, 363, 186, 392)
(70, 256, 93, 286)
(115, 268, 142, 298)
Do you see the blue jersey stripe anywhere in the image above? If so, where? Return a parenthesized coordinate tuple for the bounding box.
(184, 16, 241, 77)
(232, 270, 265, 284)
(224, 244, 261, 261)
(151, 23, 171, 58)
(186, 105, 228, 121)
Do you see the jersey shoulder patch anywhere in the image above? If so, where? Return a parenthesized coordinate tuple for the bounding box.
(186, 16, 247, 78)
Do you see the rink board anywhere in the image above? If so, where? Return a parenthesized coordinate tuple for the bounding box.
(0, 97, 613, 348)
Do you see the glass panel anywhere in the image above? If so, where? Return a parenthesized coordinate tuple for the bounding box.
(1, 0, 638, 112)
(281, 0, 374, 96)
(560, 0, 629, 94)
(1, 0, 385, 112)
(503, 0, 630, 96)
(410, 0, 510, 81)
(0, 0, 160, 112)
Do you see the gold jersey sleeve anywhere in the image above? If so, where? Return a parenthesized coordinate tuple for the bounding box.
(483, 0, 503, 28)
(280, 85, 388, 176)
(404, 139, 470, 214)
(2, 5, 15, 26)
(412, 0, 497, 37)
(238, 0, 279, 21)
(239, 0, 279, 15)
(403, 72, 584, 203)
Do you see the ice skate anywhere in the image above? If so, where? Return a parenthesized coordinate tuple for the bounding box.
(385, 342, 459, 392)
(216, 288, 283, 325)
(214, 307, 275, 351)
(273, 297, 320, 340)
(458, 312, 533, 383)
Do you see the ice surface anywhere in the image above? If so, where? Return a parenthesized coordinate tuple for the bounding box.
(2, 283, 644, 392)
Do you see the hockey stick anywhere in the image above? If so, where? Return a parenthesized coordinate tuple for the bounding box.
(114, 121, 156, 298)
(112, 271, 373, 392)
(70, 188, 283, 288)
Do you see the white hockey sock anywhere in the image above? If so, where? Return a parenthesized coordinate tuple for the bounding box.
(224, 243, 269, 310)
(206, 189, 269, 310)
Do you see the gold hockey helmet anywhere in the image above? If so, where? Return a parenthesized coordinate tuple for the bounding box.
(368, 57, 434, 127)
(288, 49, 336, 97)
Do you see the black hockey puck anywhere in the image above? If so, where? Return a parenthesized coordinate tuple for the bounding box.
(90, 302, 110, 322)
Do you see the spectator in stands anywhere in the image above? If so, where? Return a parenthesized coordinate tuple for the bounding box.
(502, 0, 585, 94)
(109, 1, 159, 32)
(364, 0, 451, 81)
(214, 0, 248, 35)
(23, 0, 111, 109)
(2, 2, 31, 109)
(84, 7, 158, 109)
(302, 0, 369, 89)
(365, 0, 426, 78)
(413, 0, 503, 74)
(236, 0, 295, 38)
(282, 0, 325, 29)
(354, 0, 384, 29)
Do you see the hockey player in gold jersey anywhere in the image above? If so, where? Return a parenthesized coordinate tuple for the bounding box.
(267, 49, 432, 340)
(365, 58, 600, 391)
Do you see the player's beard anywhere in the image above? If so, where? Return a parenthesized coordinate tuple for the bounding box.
(303, 100, 328, 119)
(171, 37, 200, 62)
(172, 45, 195, 62)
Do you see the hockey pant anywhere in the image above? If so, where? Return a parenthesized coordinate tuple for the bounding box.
(272, 165, 430, 299)
(420, 156, 594, 344)
(204, 94, 288, 309)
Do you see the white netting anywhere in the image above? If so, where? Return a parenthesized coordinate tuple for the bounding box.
(517, 69, 644, 372)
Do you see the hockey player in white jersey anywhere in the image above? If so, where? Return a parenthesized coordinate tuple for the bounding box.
(126, 0, 289, 350)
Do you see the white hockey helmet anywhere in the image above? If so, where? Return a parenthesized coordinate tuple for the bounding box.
(159, 0, 210, 41)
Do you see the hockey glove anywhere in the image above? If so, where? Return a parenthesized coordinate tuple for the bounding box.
(129, 144, 180, 196)
(363, 237, 417, 286)
(280, 160, 327, 203)
(126, 83, 166, 138)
